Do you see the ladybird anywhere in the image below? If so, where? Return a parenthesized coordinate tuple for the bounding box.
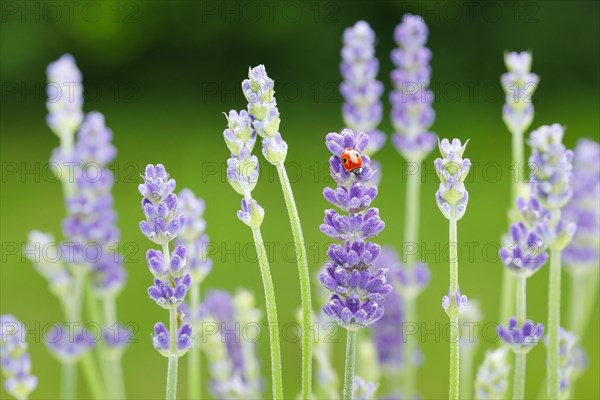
(341, 148, 363, 175)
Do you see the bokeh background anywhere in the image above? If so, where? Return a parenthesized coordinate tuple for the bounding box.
(1, 0, 599, 398)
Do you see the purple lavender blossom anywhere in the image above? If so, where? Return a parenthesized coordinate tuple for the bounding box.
(442, 287, 468, 316)
(139, 164, 186, 245)
(563, 139, 600, 272)
(0, 315, 38, 399)
(528, 124, 574, 210)
(45, 325, 95, 364)
(103, 324, 134, 353)
(497, 318, 544, 354)
(435, 138, 471, 220)
(390, 14, 437, 162)
(320, 129, 391, 330)
(499, 222, 548, 277)
(501, 51, 538, 135)
(200, 290, 263, 398)
(151, 322, 193, 357)
(46, 54, 84, 139)
(340, 21, 385, 155)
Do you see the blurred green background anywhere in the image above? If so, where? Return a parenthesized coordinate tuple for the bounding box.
(1, 0, 599, 399)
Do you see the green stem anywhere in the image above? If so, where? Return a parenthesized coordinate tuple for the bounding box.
(547, 245, 562, 399)
(103, 296, 126, 399)
(166, 307, 179, 400)
(511, 130, 524, 202)
(84, 283, 110, 398)
(499, 270, 516, 327)
(188, 283, 201, 399)
(343, 330, 358, 400)
(449, 218, 459, 400)
(251, 226, 284, 399)
(275, 162, 312, 399)
(401, 160, 422, 400)
(513, 276, 527, 400)
(61, 363, 76, 400)
(80, 352, 105, 399)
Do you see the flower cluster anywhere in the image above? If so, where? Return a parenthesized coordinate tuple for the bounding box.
(64, 112, 126, 299)
(340, 21, 385, 156)
(390, 14, 436, 162)
(442, 287, 469, 315)
(499, 218, 548, 278)
(140, 164, 193, 356)
(563, 139, 600, 273)
(497, 317, 544, 354)
(45, 325, 94, 364)
(474, 347, 510, 399)
(0, 315, 38, 399)
(176, 189, 213, 286)
(528, 124, 574, 211)
(200, 290, 263, 399)
(242, 65, 288, 165)
(223, 110, 264, 228)
(46, 54, 84, 140)
(435, 138, 471, 221)
(501, 51, 538, 135)
(320, 129, 391, 330)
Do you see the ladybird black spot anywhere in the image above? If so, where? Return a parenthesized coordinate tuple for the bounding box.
(342, 158, 347, 163)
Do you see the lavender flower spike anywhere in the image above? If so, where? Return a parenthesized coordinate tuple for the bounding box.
(390, 14, 437, 162)
(435, 138, 471, 221)
(499, 222, 548, 277)
(1, 315, 38, 400)
(139, 164, 191, 399)
(320, 129, 391, 400)
(497, 318, 544, 354)
(474, 347, 510, 399)
(563, 139, 600, 273)
(46, 54, 84, 140)
(502, 51, 538, 136)
(340, 21, 385, 155)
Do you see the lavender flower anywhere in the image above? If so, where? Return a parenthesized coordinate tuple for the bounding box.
(321, 129, 391, 330)
(442, 287, 469, 316)
(26, 231, 73, 299)
(499, 222, 548, 277)
(45, 325, 94, 364)
(242, 65, 288, 165)
(200, 290, 262, 399)
(474, 347, 510, 400)
(0, 315, 38, 400)
(529, 124, 574, 212)
(46, 54, 84, 140)
(103, 325, 133, 356)
(501, 51, 538, 136)
(152, 322, 193, 357)
(563, 139, 600, 273)
(340, 21, 385, 155)
(390, 14, 436, 162)
(497, 318, 544, 354)
(435, 138, 471, 221)
(352, 376, 378, 400)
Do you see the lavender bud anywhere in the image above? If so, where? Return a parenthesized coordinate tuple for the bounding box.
(1, 315, 38, 399)
(237, 198, 265, 229)
(45, 325, 94, 364)
(262, 132, 288, 164)
(226, 151, 259, 196)
(499, 222, 548, 277)
(435, 138, 470, 220)
(442, 287, 468, 318)
(46, 54, 84, 139)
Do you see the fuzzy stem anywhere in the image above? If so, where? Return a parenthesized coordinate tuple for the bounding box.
(188, 283, 201, 399)
(80, 352, 105, 399)
(513, 275, 527, 400)
(61, 363, 76, 400)
(401, 162, 422, 399)
(166, 307, 179, 400)
(448, 218, 459, 400)
(251, 226, 284, 400)
(547, 245, 562, 399)
(343, 330, 358, 400)
(275, 162, 312, 399)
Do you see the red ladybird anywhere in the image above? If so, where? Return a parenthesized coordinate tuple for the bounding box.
(341, 148, 363, 175)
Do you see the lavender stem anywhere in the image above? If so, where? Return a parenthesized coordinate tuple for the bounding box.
(187, 283, 201, 399)
(547, 244, 562, 399)
(513, 276, 527, 399)
(448, 218, 459, 400)
(343, 330, 357, 400)
(61, 364, 76, 400)
(166, 306, 179, 400)
(250, 226, 284, 399)
(275, 162, 312, 400)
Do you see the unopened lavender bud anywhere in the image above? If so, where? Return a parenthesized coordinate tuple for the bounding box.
(262, 133, 288, 164)
(501, 51, 538, 136)
(224, 110, 256, 156)
(442, 287, 468, 318)
(237, 198, 264, 229)
(226, 151, 259, 196)
(254, 107, 281, 138)
(435, 138, 470, 220)
(46, 54, 84, 139)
